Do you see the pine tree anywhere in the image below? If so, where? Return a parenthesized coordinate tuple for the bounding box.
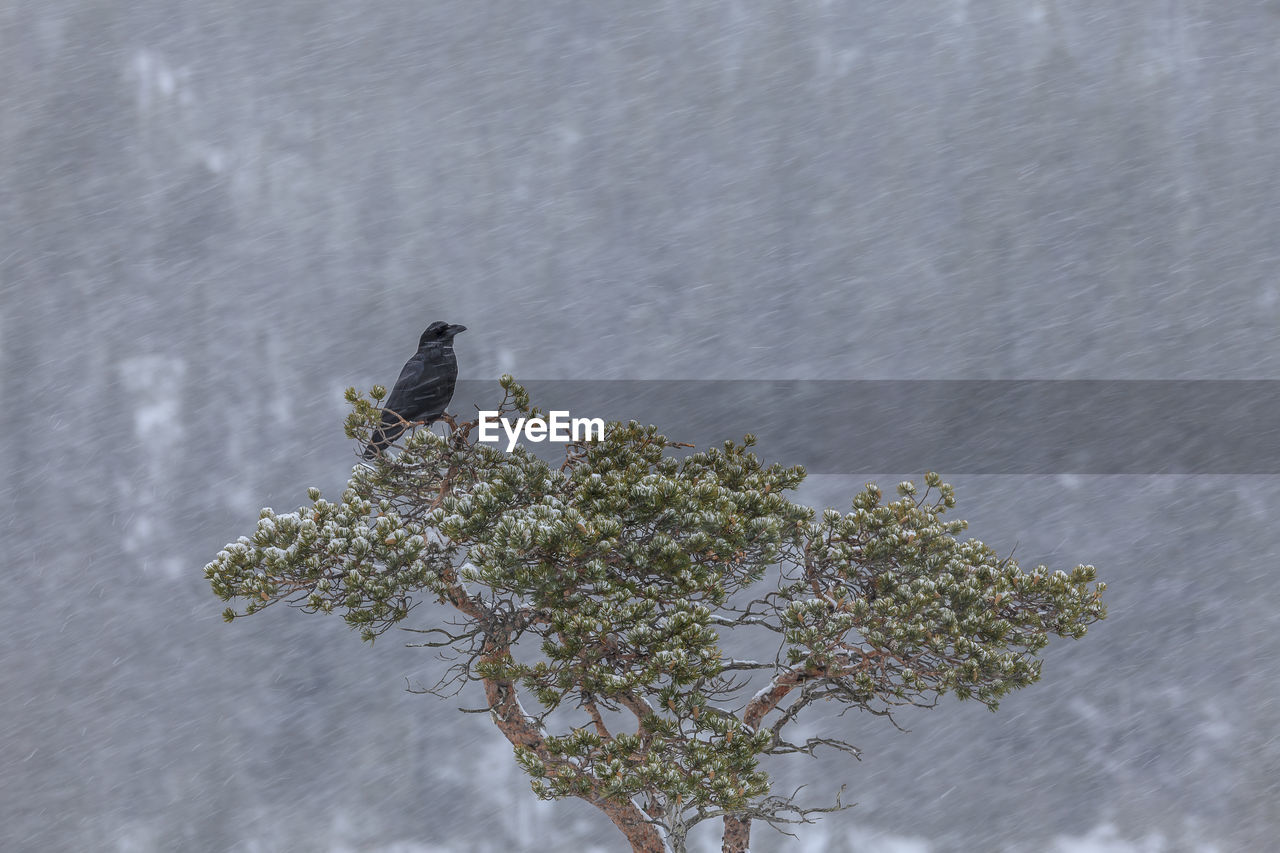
(206, 377, 1106, 853)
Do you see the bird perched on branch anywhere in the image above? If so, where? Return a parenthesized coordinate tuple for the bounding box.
(363, 321, 466, 459)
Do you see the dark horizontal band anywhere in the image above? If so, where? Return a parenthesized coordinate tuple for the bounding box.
(444, 380, 1280, 475)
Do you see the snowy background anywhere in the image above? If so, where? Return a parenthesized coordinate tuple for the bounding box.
(4, 2, 1279, 851)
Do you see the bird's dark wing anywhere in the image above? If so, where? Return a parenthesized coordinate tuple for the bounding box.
(384, 351, 431, 414)
(386, 346, 456, 423)
(363, 343, 458, 458)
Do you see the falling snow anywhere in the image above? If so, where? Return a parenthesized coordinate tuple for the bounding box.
(4, 1, 1279, 851)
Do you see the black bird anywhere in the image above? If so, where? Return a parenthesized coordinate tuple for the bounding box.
(363, 322, 466, 459)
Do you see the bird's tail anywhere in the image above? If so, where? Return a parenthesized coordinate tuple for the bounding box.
(362, 415, 410, 460)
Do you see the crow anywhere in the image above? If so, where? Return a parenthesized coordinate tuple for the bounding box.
(363, 322, 466, 459)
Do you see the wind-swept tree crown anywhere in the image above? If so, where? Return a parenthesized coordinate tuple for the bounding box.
(206, 377, 1105, 852)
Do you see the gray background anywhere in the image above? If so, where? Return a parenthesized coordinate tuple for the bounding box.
(3, 2, 1277, 851)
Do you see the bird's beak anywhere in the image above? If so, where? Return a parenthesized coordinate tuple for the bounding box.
(449, 324, 467, 335)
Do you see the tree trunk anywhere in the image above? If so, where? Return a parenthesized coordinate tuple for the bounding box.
(592, 795, 669, 853)
(722, 815, 751, 852)
(480, 671, 667, 852)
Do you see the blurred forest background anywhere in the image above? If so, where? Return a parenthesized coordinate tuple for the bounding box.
(3, 2, 1278, 851)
